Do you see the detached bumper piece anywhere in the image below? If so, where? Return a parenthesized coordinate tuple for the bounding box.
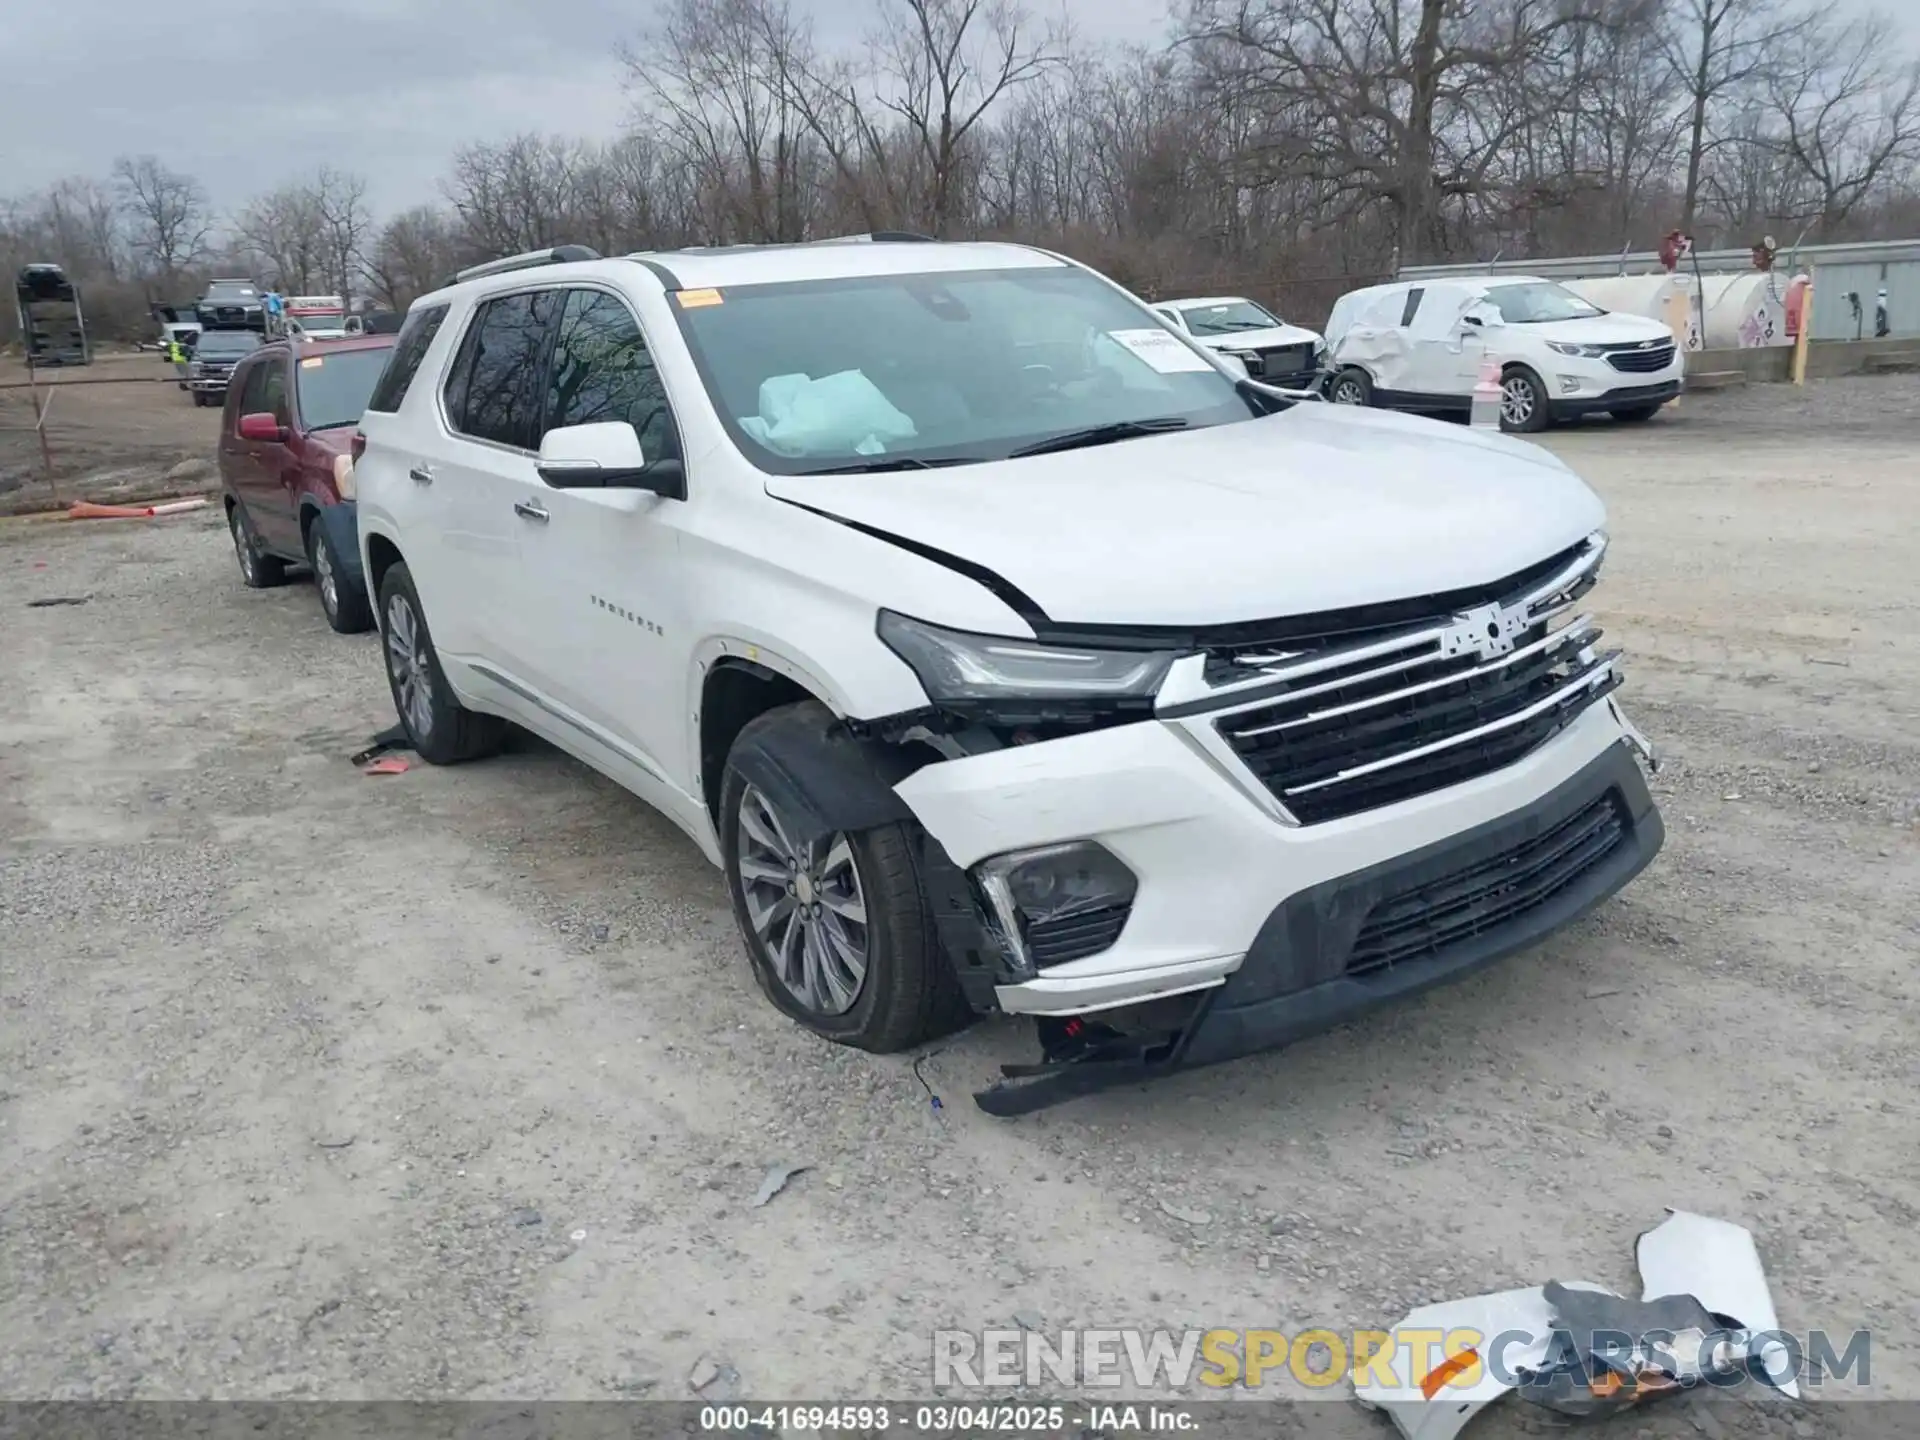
(1357, 1210, 1797, 1440)
(971, 740, 1663, 1116)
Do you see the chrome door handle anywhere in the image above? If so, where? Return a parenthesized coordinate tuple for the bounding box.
(408, 465, 433, 485)
(513, 499, 549, 522)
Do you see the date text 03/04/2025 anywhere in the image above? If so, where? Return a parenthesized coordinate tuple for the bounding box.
(698, 1404, 1200, 1432)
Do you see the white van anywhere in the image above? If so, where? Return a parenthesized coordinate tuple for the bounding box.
(1323, 277, 1685, 432)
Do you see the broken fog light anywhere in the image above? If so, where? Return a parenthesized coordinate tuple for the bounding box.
(975, 841, 1137, 975)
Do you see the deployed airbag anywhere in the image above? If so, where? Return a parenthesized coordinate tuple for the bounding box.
(738, 370, 918, 457)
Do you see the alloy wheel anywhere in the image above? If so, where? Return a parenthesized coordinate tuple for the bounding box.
(384, 592, 435, 740)
(1501, 376, 1537, 427)
(735, 782, 869, 1016)
(1331, 377, 1365, 405)
(230, 510, 258, 584)
(313, 534, 338, 617)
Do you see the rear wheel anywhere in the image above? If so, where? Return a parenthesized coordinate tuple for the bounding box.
(307, 515, 372, 634)
(229, 503, 287, 589)
(1327, 368, 1372, 406)
(376, 562, 505, 764)
(1499, 366, 1551, 433)
(719, 704, 970, 1053)
(1610, 403, 1663, 424)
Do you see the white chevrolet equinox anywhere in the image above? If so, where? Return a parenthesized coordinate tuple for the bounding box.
(353, 237, 1665, 1114)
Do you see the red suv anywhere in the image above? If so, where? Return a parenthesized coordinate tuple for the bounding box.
(218, 335, 395, 632)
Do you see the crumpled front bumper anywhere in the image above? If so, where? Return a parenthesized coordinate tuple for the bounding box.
(894, 701, 1663, 1115)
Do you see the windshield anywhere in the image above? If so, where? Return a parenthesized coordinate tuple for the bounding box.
(672, 266, 1255, 474)
(1484, 281, 1605, 324)
(205, 283, 258, 302)
(198, 333, 261, 356)
(1176, 300, 1285, 336)
(291, 314, 345, 331)
(295, 347, 391, 429)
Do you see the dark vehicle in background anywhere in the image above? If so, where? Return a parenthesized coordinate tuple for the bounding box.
(218, 334, 396, 632)
(195, 278, 266, 331)
(185, 327, 263, 404)
(15, 264, 90, 366)
(343, 310, 403, 336)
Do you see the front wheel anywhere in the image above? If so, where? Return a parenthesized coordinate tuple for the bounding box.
(1499, 366, 1551, 433)
(375, 562, 505, 765)
(720, 704, 969, 1053)
(1327, 368, 1372, 406)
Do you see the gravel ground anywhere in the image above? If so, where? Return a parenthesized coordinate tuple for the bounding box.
(1, 379, 1916, 1436)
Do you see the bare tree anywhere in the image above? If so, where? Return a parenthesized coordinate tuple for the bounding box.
(1765, 11, 1920, 235)
(111, 154, 212, 279)
(311, 167, 371, 298)
(622, 0, 814, 242)
(235, 184, 328, 292)
(1658, 0, 1816, 232)
(871, 0, 1063, 236)
(362, 205, 465, 309)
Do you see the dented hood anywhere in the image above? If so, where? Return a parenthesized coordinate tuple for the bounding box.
(763, 404, 1605, 629)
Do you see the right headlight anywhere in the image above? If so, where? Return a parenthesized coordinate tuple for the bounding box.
(877, 610, 1176, 703)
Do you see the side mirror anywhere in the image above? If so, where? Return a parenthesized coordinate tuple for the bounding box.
(536, 421, 685, 500)
(239, 412, 286, 442)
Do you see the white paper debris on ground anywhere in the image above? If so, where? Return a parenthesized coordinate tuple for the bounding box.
(750, 1162, 809, 1209)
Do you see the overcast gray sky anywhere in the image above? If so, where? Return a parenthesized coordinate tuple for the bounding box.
(3, 0, 1175, 222)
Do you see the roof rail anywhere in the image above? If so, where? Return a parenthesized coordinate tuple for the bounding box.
(810, 230, 938, 245)
(449, 245, 601, 287)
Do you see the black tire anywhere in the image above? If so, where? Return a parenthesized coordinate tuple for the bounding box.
(192, 393, 208, 407)
(229, 502, 288, 589)
(1327, 368, 1373, 406)
(306, 514, 372, 634)
(1499, 365, 1552, 433)
(1610, 403, 1663, 424)
(719, 702, 971, 1053)
(374, 561, 506, 765)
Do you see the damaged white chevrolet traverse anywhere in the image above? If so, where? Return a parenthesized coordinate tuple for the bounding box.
(353, 237, 1665, 1115)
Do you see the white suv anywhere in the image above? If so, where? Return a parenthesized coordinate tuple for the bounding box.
(1323, 276, 1686, 431)
(354, 238, 1665, 1114)
(1149, 296, 1326, 388)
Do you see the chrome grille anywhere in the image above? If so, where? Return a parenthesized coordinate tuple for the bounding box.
(1605, 341, 1676, 374)
(1196, 539, 1620, 824)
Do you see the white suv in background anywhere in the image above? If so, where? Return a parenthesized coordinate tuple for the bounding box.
(1151, 295, 1326, 389)
(353, 238, 1665, 1115)
(1323, 276, 1686, 431)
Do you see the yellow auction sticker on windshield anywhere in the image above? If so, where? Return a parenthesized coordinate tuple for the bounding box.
(676, 288, 724, 309)
(299, 357, 324, 369)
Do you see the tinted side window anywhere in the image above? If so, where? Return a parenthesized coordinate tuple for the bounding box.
(261, 361, 289, 424)
(1401, 288, 1425, 326)
(236, 359, 269, 418)
(545, 289, 678, 462)
(365, 302, 448, 413)
(451, 291, 558, 449)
